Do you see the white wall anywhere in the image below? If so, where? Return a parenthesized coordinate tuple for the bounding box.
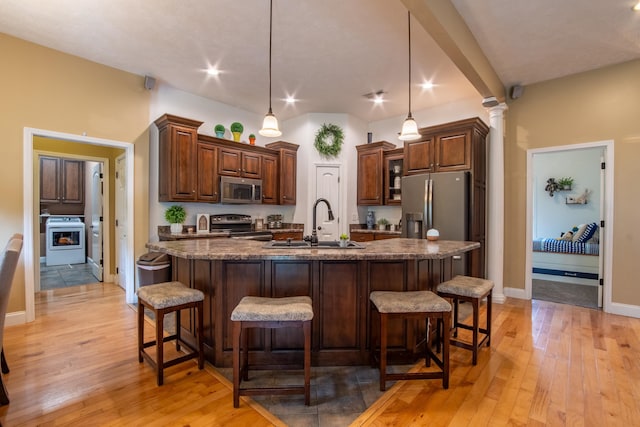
(532, 147, 603, 238)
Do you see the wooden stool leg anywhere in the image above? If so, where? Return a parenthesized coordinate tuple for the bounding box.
(233, 321, 242, 408)
(1, 348, 9, 374)
(370, 306, 378, 368)
(379, 313, 388, 391)
(137, 301, 144, 363)
(486, 291, 492, 347)
(442, 311, 450, 389)
(156, 310, 165, 386)
(472, 298, 479, 365)
(242, 326, 249, 381)
(175, 309, 181, 352)
(453, 298, 460, 337)
(197, 302, 204, 369)
(303, 320, 311, 406)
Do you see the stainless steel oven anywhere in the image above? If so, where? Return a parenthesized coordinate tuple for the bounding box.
(220, 176, 262, 204)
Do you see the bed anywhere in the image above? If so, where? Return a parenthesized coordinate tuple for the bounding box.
(532, 222, 600, 285)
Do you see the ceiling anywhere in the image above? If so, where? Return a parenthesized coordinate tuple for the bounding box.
(1, 0, 639, 122)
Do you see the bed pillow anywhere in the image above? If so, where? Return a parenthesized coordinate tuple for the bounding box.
(572, 224, 587, 242)
(576, 222, 598, 243)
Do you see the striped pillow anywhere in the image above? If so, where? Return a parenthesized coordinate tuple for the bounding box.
(576, 222, 598, 243)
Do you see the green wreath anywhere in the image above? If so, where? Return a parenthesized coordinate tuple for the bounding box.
(314, 123, 344, 157)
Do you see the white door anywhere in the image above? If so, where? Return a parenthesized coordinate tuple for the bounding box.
(597, 153, 605, 308)
(115, 154, 127, 290)
(90, 162, 104, 281)
(315, 166, 340, 241)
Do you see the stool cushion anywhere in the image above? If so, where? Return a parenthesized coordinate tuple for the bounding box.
(370, 291, 451, 314)
(231, 296, 313, 322)
(137, 281, 204, 309)
(437, 275, 494, 298)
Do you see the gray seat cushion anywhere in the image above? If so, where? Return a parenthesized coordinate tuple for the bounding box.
(370, 291, 451, 314)
(137, 281, 204, 309)
(437, 275, 494, 298)
(231, 296, 314, 322)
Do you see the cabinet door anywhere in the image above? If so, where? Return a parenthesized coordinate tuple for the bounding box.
(218, 148, 242, 176)
(242, 152, 262, 179)
(435, 129, 471, 171)
(404, 137, 435, 175)
(357, 150, 383, 205)
(40, 156, 60, 203)
(261, 153, 278, 204)
(196, 142, 219, 202)
(384, 151, 403, 205)
(350, 231, 374, 242)
(61, 159, 84, 204)
(280, 149, 297, 204)
(170, 125, 197, 200)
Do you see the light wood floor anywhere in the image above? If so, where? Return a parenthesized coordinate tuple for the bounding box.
(2, 283, 640, 426)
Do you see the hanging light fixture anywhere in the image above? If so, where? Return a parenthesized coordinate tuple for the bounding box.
(399, 11, 420, 141)
(259, 0, 282, 137)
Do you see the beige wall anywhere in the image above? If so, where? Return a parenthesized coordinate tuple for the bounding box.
(505, 59, 640, 305)
(1, 33, 151, 313)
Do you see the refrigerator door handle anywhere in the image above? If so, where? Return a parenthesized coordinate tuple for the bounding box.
(426, 179, 433, 230)
(452, 255, 462, 260)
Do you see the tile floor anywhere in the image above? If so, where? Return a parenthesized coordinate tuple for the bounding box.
(39, 262, 101, 290)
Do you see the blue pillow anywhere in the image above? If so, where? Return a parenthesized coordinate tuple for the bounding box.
(576, 222, 598, 243)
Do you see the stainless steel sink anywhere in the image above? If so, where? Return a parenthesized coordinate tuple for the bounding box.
(263, 240, 364, 249)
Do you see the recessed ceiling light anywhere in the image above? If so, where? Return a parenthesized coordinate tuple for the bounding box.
(364, 90, 386, 104)
(421, 81, 434, 90)
(634, 1, 640, 11)
(206, 67, 220, 76)
(285, 95, 297, 104)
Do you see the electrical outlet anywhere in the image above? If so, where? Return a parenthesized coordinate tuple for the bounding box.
(351, 213, 358, 222)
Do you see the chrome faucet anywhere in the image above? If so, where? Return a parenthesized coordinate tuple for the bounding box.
(307, 198, 334, 246)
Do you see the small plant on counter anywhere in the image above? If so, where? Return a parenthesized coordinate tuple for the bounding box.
(165, 205, 186, 233)
(339, 233, 349, 241)
(377, 218, 389, 230)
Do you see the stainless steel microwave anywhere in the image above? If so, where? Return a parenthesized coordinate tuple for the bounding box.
(220, 176, 262, 204)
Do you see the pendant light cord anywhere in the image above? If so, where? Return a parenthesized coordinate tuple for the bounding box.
(268, 0, 274, 113)
(407, 11, 412, 117)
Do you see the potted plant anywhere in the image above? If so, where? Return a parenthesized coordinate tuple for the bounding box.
(377, 218, 389, 231)
(230, 122, 244, 142)
(248, 133, 256, 145)
(214, 124, 225, 138)
(339, 233, 349, 248)
(165, 204, 186, 234)
(558, 177, 574, 190)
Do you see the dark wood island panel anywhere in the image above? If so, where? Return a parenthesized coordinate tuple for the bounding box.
(146, 238, 480, 368)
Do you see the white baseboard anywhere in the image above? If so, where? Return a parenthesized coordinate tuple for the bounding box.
(607, 302, 640, 319)
(5, 311, 27, 326)
(504, 286, 528, 300)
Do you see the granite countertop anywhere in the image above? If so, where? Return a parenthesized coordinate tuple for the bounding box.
(350, 229, 401, 235)
(158, 224, 303, 240)
(146, 238, 480, 261)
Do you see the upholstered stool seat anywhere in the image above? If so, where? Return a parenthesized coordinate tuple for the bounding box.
(137, 281, 204, 385)
(437, 275, 494, 365)
(231, 296, 313, 408)
(370, 290, 451, 391)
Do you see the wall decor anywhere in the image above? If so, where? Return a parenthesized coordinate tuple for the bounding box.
(196, 213, 210, 233)
(314, 123, 344, 157)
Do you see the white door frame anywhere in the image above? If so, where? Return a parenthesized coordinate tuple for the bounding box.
(23, 127, 135, 323)
(525, 140, 614, 313)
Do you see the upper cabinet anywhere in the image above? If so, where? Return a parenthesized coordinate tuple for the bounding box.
(404, 117, 488, 175)
(155, 114, 298, 205)
(383, 148, 404, 205)
(356, 141, 396, 205)
(40, 156, 85, 205)
(156, 114, 203, 202)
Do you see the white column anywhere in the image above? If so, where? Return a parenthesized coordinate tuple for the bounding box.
(487, 103, 508, 303)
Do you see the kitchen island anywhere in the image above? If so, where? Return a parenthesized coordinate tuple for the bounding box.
(145, 238, 480, 367)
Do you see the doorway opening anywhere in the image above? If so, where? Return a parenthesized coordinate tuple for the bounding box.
(23, 128, 135, 323)
(525, 140, 614, 312)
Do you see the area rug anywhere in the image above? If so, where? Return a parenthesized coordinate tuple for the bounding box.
(532, 279, 598, 309)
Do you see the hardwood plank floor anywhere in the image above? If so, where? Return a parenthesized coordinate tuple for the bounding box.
(2, 283, 640, 426)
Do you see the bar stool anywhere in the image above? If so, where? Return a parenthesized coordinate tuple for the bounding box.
(437, 275, 494, 365)
(231, 296, 313, 408)
(137, 281, 204, 385)
(370, 290, 451, 391)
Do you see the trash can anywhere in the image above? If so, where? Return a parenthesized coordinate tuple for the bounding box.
(137, 252, 171, 286)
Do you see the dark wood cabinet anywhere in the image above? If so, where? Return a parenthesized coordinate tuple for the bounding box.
(356, 141, 396, 205)
(271, 231, 304, 241)
(350, 231, 399, 242)
(261, 153, 279, 204)
(156, 114, 203, 202)
(155, 114, 298, 205)
(266, 141, 299, 205)
(384, 148, 404, 205)
(40, 156, 84, 205)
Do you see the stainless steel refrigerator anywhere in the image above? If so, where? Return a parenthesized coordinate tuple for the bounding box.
(401, 171, 470, 277)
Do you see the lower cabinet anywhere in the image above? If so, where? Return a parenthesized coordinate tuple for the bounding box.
(171, 257, 430, 367)
(271, 230, 304, 241)
(350, 231, 400, 242)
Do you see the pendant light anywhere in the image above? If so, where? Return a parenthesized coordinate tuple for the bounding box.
(259, 0, 282, 137)
(399, 11, 420, 141)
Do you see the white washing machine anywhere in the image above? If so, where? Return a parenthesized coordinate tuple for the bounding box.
(45, 217, 86, 266)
